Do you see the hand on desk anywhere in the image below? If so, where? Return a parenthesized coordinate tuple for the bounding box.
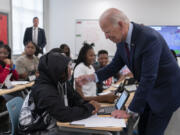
(89, 100, 100, 115)
(111, 110, 130, 119)
(101, 93, 118, 103)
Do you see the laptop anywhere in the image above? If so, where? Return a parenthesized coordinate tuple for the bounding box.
(97, 90, 129, 115)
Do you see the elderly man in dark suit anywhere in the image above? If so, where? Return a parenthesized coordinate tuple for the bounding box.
(23, 17, 46, 56)
(76, 8, 180, 135)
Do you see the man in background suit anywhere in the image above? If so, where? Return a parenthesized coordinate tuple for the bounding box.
(23, 17, 46, 56)
(76, 8, 180, 135)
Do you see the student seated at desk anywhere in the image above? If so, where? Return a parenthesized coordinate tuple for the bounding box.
(0, 44, 19, 84)
(74, 42, 116, 103)
(20, 51, 100, 134)
(94, 50, 116, 93)
(0, 44, 19, 132)
(60, 43, 72, 59)
(16, 41, 39, 81)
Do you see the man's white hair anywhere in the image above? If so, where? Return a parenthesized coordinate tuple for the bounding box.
(100, 8, 130, 26)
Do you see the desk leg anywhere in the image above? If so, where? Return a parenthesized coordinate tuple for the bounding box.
(58, 127, 113, 135)
(127, 117, 139, 135)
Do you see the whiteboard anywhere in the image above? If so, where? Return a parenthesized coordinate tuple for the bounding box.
(75, 19, 116, 56)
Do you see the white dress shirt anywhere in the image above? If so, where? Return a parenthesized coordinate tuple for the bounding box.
(32, 27, 38, 45)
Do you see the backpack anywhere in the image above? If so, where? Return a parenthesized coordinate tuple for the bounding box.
(18, 92, 56, 134)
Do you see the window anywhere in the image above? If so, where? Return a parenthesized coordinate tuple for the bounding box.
(12, 0, 43, 54)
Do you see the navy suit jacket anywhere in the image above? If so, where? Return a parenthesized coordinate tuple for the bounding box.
(23, 27, 46, 49)
(96, 22, 180, 114)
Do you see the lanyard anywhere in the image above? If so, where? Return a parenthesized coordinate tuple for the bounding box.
(58, 82, 68, 107)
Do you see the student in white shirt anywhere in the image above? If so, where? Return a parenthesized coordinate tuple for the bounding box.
(74, 42, 116, 103)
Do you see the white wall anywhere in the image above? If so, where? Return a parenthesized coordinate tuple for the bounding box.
(0, 0, 10, 11)
(46, 0, 180, 57)
(0, 0, 12, 48)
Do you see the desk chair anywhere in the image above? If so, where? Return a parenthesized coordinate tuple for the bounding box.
(6, 97, 24, 135)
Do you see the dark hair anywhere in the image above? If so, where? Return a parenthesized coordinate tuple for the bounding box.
(49, 48, 63, 54)
(33, 17, 39, 21)
(48, 50, 70, 82)
(171, 49, 177, 61)
(0, 44, 11, 59)
(98, 50, 108, 57)
(0, 40, 4, 45)
(0, 44, 12, 68)
(59, 44, 70, 57)
(74, 42, 94, 69)
(25, 41, 37, 48)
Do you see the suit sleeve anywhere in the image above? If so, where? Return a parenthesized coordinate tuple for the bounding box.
(96, 48, 125, 82)
(23, 28, 28, 45)
(41, 29, 46, 48)
(129, 39, 162, 114)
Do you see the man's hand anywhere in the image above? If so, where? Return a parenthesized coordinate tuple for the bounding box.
(89, 100, 101, 115)
(76, 74, 95, 86)
(111, 110, 130, 119)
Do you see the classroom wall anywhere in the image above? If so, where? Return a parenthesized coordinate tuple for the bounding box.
(0, 0, 10, 11)
(0, 0, 12, 48)
(46, 0, 180, 57)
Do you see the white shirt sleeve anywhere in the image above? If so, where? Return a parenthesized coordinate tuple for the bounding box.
(74, 63, 85, 78)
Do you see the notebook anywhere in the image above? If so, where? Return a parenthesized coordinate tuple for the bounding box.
(97, 90, 129, 115)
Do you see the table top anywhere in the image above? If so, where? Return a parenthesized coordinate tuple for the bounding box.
(58, 79, 135, 132)
(57, 117, 126, 132)
(57, 92, 134, 132)
(0, 82, 34, 96)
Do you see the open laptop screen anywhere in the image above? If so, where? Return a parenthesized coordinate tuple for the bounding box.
(116, 90, 129, 110)
(97, 90, 129, 115)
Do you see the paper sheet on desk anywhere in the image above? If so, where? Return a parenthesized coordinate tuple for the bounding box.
(11, 81, 29, 85)
(124, 85, 137, 92)
(71, 115, 126, 127)
(98, 91, 112, 96)
(111, 84, 119, 88)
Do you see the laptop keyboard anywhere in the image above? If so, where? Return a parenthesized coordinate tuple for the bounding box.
(97, 106, 116, 115)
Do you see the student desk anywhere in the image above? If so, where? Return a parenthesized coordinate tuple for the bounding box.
(57, 79, 135, 135)
(0, 82, 34, 96)
(57, 119, 125, 135)
(57, 92, 135, 135)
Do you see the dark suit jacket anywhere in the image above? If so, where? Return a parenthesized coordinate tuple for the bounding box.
(96, 22, 180, 115)
(23, 27, 46, 49)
